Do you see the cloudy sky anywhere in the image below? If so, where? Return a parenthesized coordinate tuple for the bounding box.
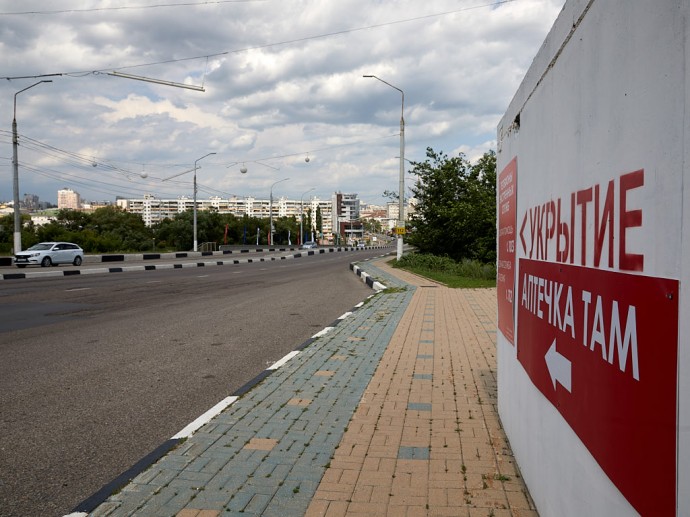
(0, 0, 564, 206)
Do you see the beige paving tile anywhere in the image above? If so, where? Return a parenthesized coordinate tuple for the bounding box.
(307, 260, 536, 516)
(304, 500, 330, 517)
(176, 510, 201, 517)
(243, 438, 277, 451)
(175, 511, 220, 517)
(315, 490, 353, 502)
(287, 398, 312, 407)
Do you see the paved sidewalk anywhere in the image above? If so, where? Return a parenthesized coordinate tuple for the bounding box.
(84, 258, 536, 517)
(307, 262, 536, 517)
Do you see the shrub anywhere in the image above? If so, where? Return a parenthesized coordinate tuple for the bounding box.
(395, 253, 495, 280)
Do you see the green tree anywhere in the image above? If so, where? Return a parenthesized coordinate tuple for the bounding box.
(237, 215, 265, 245)
(407, 148, 496, 263)
(0, 215, 12, 253)
(155, 211, 194, 250)
(195, 209, 223, 246)
(304, 208, 313, 242)
(362, 217, 382, 234)
(89, 206, 152, 251)
(383, 189, 399, 201)
(315, 206, 323, 238)
(15, 206, 155, 252)
(469, 150, 497, 262)
(55, 209, 91, 231)
(272, 216, 298, 245)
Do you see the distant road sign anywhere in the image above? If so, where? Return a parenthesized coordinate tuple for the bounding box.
(394, 227, 406, 235)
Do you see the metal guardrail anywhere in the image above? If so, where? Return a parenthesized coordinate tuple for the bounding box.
(199, 242, 217, 252)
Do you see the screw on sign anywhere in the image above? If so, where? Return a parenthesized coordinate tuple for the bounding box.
(516, 258, 678, 517)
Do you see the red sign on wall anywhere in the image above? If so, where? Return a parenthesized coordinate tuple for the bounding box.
(497, 158, 517, 344)
(517, 259, 678, 517)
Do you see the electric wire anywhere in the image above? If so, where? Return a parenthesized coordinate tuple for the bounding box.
(0, 0, 517, 80)
(0, 129, 400, 203)
(0, 1, 265, 16)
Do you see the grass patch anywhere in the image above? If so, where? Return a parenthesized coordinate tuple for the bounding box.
(391, 253, 496, 288)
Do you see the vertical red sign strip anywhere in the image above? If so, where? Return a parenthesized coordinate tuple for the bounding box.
(517, 259, 678, 516)
(497, 158, 517, 344)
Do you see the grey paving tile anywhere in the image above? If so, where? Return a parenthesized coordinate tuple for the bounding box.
(398, 446, 430, 460)
(407, 402, 432, 411)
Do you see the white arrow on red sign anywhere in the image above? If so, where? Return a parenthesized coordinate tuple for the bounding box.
(545, 339, 572, 392)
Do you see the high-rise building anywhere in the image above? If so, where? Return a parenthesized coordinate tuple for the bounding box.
(23, 193, 39, 210)
(332, 193, 363, 243)
(57, 188, 81, 210)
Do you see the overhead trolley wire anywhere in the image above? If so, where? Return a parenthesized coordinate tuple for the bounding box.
(0, 0, 517, 80)
(0, 0, 266, 16)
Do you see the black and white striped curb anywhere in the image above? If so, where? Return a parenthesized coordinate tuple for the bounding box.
(63, 261, 388, 517)
(350, 262, 387, 291)
(2, 246, 384, 281)
(0, 246, 302, 268)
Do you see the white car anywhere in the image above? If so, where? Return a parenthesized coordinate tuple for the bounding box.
(14, 242, 84, 268)
(300, 241, 318, 249)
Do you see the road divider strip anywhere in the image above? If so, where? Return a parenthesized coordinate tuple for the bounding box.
(172, 396, 240, 439)
(267, 351, 301, 370)
(3, 247, 388, 281)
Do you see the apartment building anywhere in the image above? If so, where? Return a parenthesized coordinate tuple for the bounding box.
(386, 198, 415, 230)
(57, 188, 81, 210)
(117, 194, 334, 233)
(332, 192, 363, 243)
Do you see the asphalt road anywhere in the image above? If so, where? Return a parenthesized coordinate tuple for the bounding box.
(0, 249, 385, 517)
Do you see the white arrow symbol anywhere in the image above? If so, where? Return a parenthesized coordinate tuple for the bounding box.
(545, 338, 572, 393)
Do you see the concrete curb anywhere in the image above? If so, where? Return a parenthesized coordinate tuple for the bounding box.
(349, 262, 387, 291)
(1, 246, 386, 281)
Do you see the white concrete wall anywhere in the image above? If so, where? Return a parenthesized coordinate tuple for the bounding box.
(497, 1, 688, 515)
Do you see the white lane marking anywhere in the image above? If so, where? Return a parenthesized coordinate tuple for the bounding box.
(312, 327, 334, 338)
(338, 312, 352, 320)
(354, 301, 365, 308)
(65, 287, 91, 292)
(146, 280, 162, 284)
(172, 395, 239, 439)
(267, 351, 300, 370)
(197, 275, 210, 278)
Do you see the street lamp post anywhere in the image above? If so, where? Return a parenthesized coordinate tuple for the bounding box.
(269, 177, 290, 246)
(300, 187, 315, 245)
(363, 75, 405, 260)
(193, 152, 216, 252)
(12, 80, 52, 253)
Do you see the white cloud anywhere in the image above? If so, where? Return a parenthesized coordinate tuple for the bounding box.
(0, 0, 565, 205)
